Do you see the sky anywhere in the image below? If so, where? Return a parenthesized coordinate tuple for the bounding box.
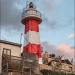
(0, 0, 75, 63)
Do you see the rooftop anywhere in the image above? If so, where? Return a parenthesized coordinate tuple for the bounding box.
(0, 40, 22, 47)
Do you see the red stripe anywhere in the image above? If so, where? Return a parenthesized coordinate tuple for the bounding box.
(24, 19, 39, 33)
(23, 43, 42, 58)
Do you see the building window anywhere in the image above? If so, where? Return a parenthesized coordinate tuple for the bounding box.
(3, 48, 11, 55)
(69, 67, 72, 71)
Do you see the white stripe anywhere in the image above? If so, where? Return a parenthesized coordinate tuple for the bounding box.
(38, 58, 42, 64)
(24, 31, 40, 45)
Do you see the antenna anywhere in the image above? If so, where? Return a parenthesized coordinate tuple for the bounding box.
(20, 33, 23, 44)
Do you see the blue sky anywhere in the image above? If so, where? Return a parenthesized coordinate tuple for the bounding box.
(0, 0, 74, 47)
(39, 0, 74, 47)
(0, 0, 75, 63)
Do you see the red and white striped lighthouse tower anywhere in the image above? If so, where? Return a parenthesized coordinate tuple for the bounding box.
(21, 1, 42, 64)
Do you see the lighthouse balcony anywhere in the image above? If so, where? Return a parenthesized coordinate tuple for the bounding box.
(21, 9, 42, 24)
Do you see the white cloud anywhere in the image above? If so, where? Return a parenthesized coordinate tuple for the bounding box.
(37, 0, 64, 15)
(42, 42, 74, 62)
(68, 33, 75, 39)
(57, 44, 74, 57)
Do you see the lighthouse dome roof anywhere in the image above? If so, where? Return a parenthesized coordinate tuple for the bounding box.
(26, 1, 36, 10)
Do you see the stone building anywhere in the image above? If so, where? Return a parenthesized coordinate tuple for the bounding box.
(42, 51, 75, 74)
(0, 40, 21, 75)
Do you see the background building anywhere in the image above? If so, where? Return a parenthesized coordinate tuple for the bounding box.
(0, 40, 21, 75)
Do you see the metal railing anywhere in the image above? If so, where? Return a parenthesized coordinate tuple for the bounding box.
(22, 9, 41, 18)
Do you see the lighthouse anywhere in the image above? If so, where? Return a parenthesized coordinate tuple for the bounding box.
(21, 1, 42, 64)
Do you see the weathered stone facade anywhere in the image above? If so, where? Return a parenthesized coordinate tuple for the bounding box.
(0, 40, 21, 74)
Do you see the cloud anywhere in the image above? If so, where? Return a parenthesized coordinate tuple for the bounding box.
(57, 44, 74, 58)
(68, 33, 75, 39)
(0, 0, 25, 42)
(0, 0, 22, 26)
(37, 0, 64, 17)
(42, 42, 74, 61)
(42, 42, 64, 56)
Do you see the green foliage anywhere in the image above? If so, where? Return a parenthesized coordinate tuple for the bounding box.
(41, 70, 75, 75)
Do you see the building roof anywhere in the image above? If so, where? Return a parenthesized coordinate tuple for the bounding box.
(0, 40, 22, 47)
